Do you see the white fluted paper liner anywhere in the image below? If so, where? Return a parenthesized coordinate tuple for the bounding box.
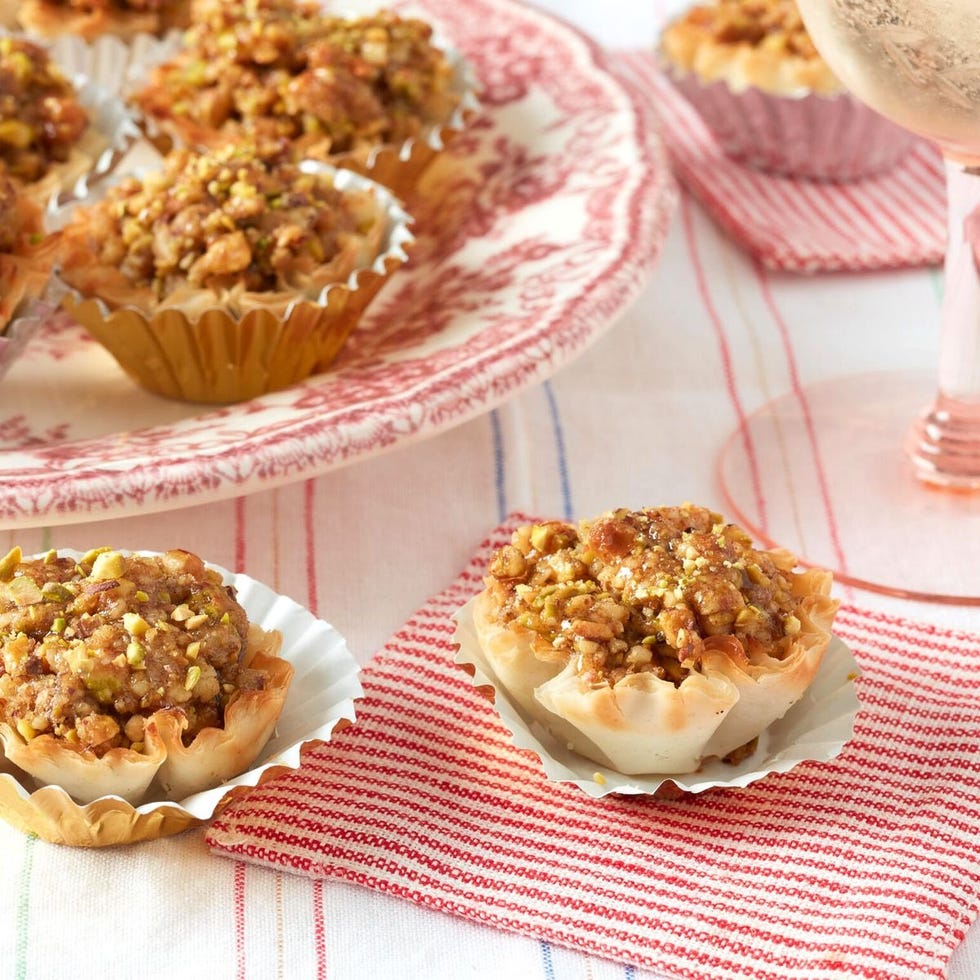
(0, 551, 363, 846)
(56, 72, 143, 204)
(452, 596, 861, 799)
(43, 28, 183, 93)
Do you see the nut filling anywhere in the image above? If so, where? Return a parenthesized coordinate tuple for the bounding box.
(0, 37, 88, 183)
(0, 547, 266, 756)
(483, 505, 804, 687)
(134, 2, 461, 157)
(679, 0, 820, 59)
(73, 140, 383, 298)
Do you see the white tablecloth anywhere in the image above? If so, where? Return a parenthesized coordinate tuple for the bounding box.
(2, 2, 979, 978)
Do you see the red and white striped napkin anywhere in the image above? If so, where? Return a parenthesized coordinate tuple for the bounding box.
(613, 52, 947, 274)
(207, 515, 980, 980)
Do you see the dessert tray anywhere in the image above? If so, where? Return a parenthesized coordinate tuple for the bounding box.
(0, 0, 675, 528)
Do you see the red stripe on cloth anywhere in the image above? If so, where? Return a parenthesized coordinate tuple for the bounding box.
(304, 480, 318, 616)
(752, 262, 850, 581)
(679, 194, 768, 530)
(313, 879, 327, 979)
(234, 496, 246, 574)
(234, 861, 247, 980)
(611, 52, 945, 274)
(208, 516, 980, 980)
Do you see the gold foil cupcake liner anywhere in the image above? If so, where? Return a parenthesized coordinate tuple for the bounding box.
(0, 554, 363, 847)
(52, 164, 414, 404)
(327, 44, 480, 200)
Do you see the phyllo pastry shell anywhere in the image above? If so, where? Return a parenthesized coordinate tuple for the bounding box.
(53, 138, 413, 403)
(472, 505, 839, 775)
(17, 0, 191, 40)
(131, 0, 476, 199)
(0, 547, 293, 805)
(657, 0, 914, 180)
(0, 171, 58, 330)
(0, 169, 61, 377)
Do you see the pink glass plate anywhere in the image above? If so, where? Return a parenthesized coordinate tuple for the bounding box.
(0, 0, 675, 528)
(718, 370, 980, 604)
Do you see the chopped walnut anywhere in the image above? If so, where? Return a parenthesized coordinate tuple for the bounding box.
(483, 505, 804, 687)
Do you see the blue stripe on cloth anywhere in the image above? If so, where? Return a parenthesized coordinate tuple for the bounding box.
(543, 382, 573, 520)
(489, 409, 507, 522)
(491, 386, 574, 980)
(538, 938, 555, 979)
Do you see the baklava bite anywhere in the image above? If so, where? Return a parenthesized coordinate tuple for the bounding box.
(473, 504, 839, 774)
(0, 547, 293, 804)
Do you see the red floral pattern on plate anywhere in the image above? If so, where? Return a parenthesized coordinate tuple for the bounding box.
(0, 0, 676, 526)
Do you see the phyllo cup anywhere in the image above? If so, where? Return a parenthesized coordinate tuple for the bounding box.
(50, 148, 414, 404)
(0, 552, 362, 847)
(0, 183, 62, 380)
(0, 31, 142, 209)
(129, 11, 479, 202)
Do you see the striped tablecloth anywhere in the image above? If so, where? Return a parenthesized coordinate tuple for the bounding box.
(206, 515, 980, 980)
(2, 4, 980, 980)
(615, 53, 947, 273)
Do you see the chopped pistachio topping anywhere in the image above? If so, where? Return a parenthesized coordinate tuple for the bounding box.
(483, 505, 807, 687)
(0, 546, 22, 581)
(90, 551, 124, 580)
(123, 612, 149, 636)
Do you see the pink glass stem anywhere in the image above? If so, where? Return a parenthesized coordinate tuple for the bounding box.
(906, 158, 980, 488)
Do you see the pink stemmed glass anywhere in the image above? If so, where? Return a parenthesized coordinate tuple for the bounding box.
(718, 0, 980, 602)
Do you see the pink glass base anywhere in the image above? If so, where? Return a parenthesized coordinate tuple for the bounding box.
(717, 369, 980, 604)
(907, 392, 980, 488)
